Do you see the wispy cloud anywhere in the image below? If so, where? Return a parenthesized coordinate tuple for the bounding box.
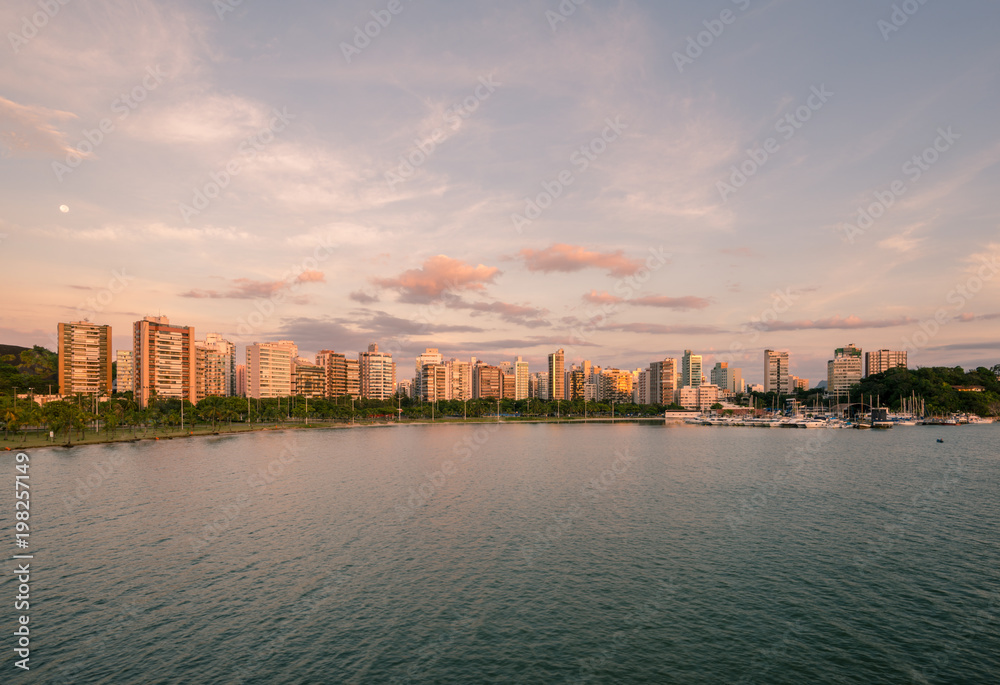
(753, 315, 918, 331)
(583, 291, 711, 310)
(181, 271, 324, 300)
(0, 96, 78, 158)
(517, 244, 644, 277)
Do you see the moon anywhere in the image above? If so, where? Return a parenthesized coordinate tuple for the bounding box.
(59, 205, 70, 213)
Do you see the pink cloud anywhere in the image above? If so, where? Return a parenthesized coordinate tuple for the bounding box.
(181, 271, 325, 300)
(518, 244, 643, 277)
(582, 291, 711, 310)
(374, 255, 500, 303)
(583, 290, 624, 305)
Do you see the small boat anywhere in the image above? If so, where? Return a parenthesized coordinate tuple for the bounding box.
(937, 438, 944, 443)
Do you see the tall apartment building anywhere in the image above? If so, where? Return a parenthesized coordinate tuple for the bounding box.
(316, 350, 360, 399)
(57, 321, 113, 395)
(247, 341, 297, 399)
(648, 358, 678, 404)
(763, 349, 791, 395)
(292, 357, 326, 399)
(636, 369, 650, 404)
(116, 349, 133, 394)
(681, 350, 702, 388)
(475, 365, 503, 400)
(600, 369, 633, 403)
(502, 373, 516, 400)
(133, 316, 196, 408)
(359, 343, 396, 400)
(865, 349, 907, 377)
(450, 360, 472, 401)
(195, 333, 236, 402)
(569, 369, 587, 400)
(710, 362, 743, 394)
(413, 348, 443, 400)
(548, 349, 565, 400)
(421, 363, 450, 402)
(535, 372, 550, 400)
(827, 344, 863, 396)
(515, 357, 530, 400)
(236, 364, 247, 397)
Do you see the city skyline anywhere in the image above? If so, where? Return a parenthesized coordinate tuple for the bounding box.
(3, 1, 1000, 385)
(43, 315, 947, 403)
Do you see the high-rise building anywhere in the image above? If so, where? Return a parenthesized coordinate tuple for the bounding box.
(421, 363, 450, 402)
(133, 316, 196, 408)
(359, 343, 395, 400)
(536, 372, 550, 400)
(414, 348, 443, 400)
(711, 362, 743, 394)
(315, 350, 360, 399)
(865, 349, 907, 377)
(763, 349, 791, 395)
(236, 364, 247, 397)
(649, 358, 678, 404)
(502, 373, 516, 400)
(599, 368, 633, 403)
(475, 365, 503, 400)
(116, 349, 133, 395)
(681, 350, 702, 388)
(247, 341, 297, 399)
(449, 360, 472, 401)
(548, 349, 565, 400)
(569, 369, 587, 400)
(515, 357, 530, 400)
(195, 334, 235, 402)
(636, 369, 651, 404)
(293, 357, 326, 399)
(828, 344, 863, 396)
(57, 321, 113, 396)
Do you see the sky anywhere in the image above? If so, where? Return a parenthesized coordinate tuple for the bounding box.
(2, 0, 999, 385)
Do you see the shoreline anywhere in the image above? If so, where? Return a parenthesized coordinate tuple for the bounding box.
(1, 417, 652, 451)
(4, 415, 993, 452)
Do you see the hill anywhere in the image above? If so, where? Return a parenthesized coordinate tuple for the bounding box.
(0, 345, 58, 394)
(853, 366, 1000, 416)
